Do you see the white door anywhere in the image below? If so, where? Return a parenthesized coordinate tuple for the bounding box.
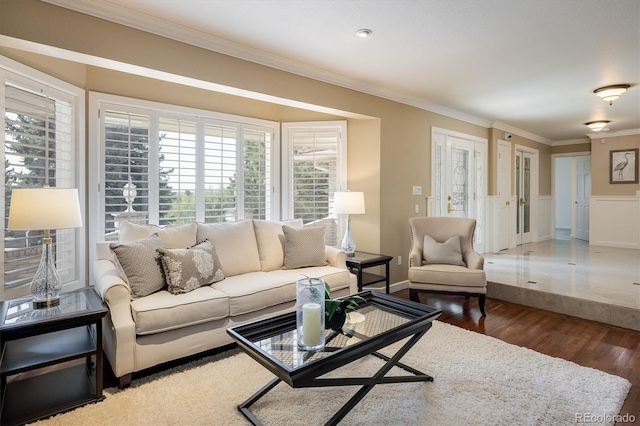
(575, 156, 591, 241)
(444, 137, 475, 217)
(495, 141, 511, 250)
(515, 150, 534, 245)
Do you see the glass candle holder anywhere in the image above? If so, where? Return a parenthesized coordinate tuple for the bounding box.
(296, 277, 325, 351)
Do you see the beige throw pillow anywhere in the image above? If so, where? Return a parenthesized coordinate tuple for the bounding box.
(282, 225, 327, 269)
(110, 234, 165, 298)
(157, 240, 225, 294)
(422, 235, 466, 266)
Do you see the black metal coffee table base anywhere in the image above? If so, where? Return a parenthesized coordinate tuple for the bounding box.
(238, 329, 432, 426)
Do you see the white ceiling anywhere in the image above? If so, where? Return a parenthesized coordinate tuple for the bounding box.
(47, 0, 640, 143)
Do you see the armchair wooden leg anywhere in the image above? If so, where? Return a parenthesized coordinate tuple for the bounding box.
(409, 289, 420, 303)
(478, 295, 486, 316)
(118, 373, 133, 389)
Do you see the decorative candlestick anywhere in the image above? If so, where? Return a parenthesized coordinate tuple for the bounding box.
(296, 277, 325, 351)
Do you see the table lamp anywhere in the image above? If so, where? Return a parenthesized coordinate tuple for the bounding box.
(8, 186, 82, 308)
(333, 191, 365, 256)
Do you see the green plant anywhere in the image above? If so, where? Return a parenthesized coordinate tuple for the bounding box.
(324, 282, 365, 321)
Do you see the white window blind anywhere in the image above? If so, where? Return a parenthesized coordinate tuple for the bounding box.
(2, 59, 84, 298)
(91, 93, 277, 248)
(282, 121, 347, 247)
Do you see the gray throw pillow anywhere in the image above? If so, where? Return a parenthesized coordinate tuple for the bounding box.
(157, 240, 225, 294)
(282, 225, 328, 269)
(110, 234, 165, 298)
(422, 235, 466, 266)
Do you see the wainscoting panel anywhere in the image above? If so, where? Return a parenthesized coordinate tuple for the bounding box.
(590, 196, 640, 249)
(537, 196, 553, 242)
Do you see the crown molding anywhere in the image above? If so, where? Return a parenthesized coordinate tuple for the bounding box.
(586, 128, 640, 140)
(492, 121, 553, 145)
(42, 0, 501, 130)
(552, 138, 590, 146)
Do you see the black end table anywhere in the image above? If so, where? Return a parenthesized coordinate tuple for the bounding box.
(0, 288, 107, 425)
(346, 251, 393, 293)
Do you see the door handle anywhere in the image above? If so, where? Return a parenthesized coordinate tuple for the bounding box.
(506, 201, 510, 206)
(447, 202, 453, 213)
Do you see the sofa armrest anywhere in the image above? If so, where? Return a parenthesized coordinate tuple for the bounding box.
(93, 256, 136, 380)
(325, 245, 347, 269)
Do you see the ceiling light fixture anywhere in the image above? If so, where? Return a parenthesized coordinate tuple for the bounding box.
(593, 84, 630, 105)
(585, 120, 610, 133)
(355, 29, 372, 38)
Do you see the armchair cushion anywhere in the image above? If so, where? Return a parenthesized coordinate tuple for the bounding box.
(422, 235, 466, 266)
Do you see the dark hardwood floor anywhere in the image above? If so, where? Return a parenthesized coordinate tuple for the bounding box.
(395, 290, 639, 424)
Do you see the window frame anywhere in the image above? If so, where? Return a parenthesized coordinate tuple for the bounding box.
(1, 55, 86, 300)
(88, 92, 280, 270)
(281, 120, 348, 244)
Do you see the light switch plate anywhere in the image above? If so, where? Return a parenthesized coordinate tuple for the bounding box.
(412, 185, 422, 195)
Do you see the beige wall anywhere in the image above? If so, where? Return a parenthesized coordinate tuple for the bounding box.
(591, 134, 640, 196)
(1, 0, 559, 284)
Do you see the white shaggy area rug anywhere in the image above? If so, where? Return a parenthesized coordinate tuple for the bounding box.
(34, 321, 630, 426)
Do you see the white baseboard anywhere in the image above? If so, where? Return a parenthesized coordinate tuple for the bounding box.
(367, 280, 409, 294)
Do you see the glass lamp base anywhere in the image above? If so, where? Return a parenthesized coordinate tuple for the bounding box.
(33, 296, 61, 309)
(341, 220, 356, 256)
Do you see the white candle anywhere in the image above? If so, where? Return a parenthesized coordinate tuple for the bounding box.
(302, 302, 322, 346)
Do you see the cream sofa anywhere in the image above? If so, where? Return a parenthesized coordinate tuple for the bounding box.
(93, 219, 357, 387)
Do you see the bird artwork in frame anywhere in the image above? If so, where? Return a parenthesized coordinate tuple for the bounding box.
(609, 148, 638, 184)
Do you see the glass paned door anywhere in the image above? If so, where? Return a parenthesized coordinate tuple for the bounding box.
(515, 150, 533, 244)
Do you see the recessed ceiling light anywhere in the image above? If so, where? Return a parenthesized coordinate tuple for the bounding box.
(356, 29, 372, 38)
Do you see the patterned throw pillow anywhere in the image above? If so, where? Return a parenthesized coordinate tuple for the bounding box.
(110, 234, 165, 298)
(157, 240, 225, 294)
(422, 235, 466, 266)
(281, 225, 327, 269)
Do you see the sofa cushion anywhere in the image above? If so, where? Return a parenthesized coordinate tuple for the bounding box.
(282, 225, 328, 269)
(253, 219, 303, 272)
(422, 235, 466, 266)
(197, 220, 261, 277)
(157, 240, 225, 294)
(269, 266, 352, 294)
(130, 286, 229, 335)
(119, 221, 197, 248)
(212, 272, 296, 316)
(110, 234, 165, 299)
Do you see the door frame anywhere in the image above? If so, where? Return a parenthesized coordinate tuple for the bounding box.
(430, 127, 488, 253)
(513, 145, 539, 247)
(551, 151, 591, 240)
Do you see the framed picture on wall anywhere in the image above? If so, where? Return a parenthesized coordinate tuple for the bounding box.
(609, 148, 638, 184)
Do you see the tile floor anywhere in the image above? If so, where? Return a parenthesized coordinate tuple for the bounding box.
(483, 230, 640, 330)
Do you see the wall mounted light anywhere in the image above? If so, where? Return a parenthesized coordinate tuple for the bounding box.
(593, 84, 630, 105)
(585, 120, 610, 133)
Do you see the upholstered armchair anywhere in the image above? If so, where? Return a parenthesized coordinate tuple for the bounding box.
(408, 217, 487, 316)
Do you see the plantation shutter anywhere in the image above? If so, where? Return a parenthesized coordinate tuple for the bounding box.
(2, 69, 81, 292)
(102, 109, 151, 238)
(203, 121, 238, 222)
(282, 121, 347, 247)
(242, 126, 272, 220)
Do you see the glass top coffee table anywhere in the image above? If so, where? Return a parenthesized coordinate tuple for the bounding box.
(227, 291, 441, 425)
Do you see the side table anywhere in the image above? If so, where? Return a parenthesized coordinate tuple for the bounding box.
(0, 288, 107, 425)
(346, 251, 393, 294)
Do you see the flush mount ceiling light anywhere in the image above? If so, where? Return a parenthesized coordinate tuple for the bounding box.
(593, 84, 630, 105)
(585, 120, 610, 133)
(355, 29, 372, 38)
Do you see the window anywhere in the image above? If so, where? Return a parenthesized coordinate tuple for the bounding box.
(1, 56, 85, 300)
(282, 121, 347, 246)
(89, 93, 278, 247)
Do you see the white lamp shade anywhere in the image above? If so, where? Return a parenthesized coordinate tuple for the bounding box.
(8, 188, 83, 231)
(333, 192, 365, 215)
